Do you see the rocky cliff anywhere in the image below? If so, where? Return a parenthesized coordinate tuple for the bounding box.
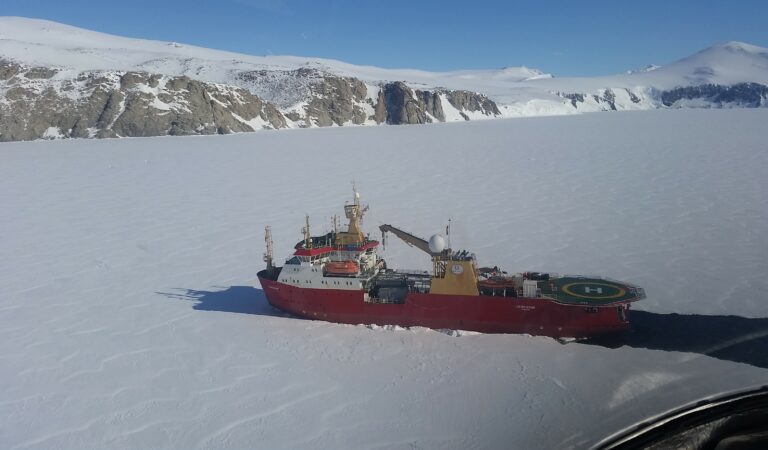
(381, 82, 500, 124)
(0, 60, 287, 141)
(554, 83, 768, 112)
(0, 60, 502, 141)
(235, 68, 500, 127)
(660, 83, 768, 108)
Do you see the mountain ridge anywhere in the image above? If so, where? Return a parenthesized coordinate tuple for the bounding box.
(1, 17, 767, 141)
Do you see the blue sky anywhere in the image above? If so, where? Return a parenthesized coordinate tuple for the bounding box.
(2, 0, 766, 76)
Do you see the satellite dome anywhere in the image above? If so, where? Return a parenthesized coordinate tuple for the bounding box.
(428, 234, 445, 253)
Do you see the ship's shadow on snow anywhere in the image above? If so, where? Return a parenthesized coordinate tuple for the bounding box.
(159, 288, 768, 370)
(582, 311, 768, 370)
(159, 286, 296, 318)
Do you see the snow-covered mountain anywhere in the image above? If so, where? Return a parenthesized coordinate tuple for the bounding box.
(1, 17, 767, 141)
(626, 64, 661, 74)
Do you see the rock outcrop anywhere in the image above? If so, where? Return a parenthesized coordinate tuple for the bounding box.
(556, 89, 628, 110)
(382, 82, 429, 124)
(0, 61, 287, 141)
(236, 68, 370, 127)
(660, 83, 768, 107)
(303, 72, 368, 127)
(555, 83, 768, 112)
(0, 60, 502, 142)
(377, 82, 499, 125)
(444, 90, 501, 117)
(233, 68, 502, 126)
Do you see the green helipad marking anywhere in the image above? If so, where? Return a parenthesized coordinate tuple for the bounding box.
(561, 282, 626, 300)
(540, 276, 640, 305)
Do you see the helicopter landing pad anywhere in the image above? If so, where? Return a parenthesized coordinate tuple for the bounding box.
(540, 277, 644, 305)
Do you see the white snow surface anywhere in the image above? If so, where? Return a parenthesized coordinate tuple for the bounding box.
(2, 17, 767, 116)
(1, 109, 768, 449)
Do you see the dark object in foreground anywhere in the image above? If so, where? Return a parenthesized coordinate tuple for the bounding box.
(596, 386, 768, 450)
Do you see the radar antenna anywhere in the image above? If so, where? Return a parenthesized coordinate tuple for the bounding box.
(352, 181, 369, 223)
(352, 180, 360, 207)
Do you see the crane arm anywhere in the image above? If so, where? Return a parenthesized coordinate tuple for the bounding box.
(379, 224, 440, 256)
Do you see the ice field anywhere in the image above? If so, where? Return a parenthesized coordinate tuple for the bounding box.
(1, 109, 767, 449)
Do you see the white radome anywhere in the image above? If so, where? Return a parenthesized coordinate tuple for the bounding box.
(428, 234, 445, 253)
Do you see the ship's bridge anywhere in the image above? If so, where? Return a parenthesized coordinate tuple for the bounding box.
(288, 231, 381, 273)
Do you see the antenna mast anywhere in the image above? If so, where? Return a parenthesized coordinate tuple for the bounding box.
(263, 226, 274, 270)
(447, 218, 452, 251)
(352, 181, 369, 224)
(302, 215, 311, 248)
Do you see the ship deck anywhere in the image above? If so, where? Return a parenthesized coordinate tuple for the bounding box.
(259, 268, 644, 307)
(539, 276, 645, 306)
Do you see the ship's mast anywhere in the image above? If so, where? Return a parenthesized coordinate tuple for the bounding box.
(302, 215, 311, 248)
(446, 219, 452, 250)
(335, 182, 367, 246)
(352, 181, 369, 222)
(263, 225, 274, 270)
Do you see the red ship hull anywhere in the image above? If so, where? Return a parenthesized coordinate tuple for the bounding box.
(258, 271, 630, 338)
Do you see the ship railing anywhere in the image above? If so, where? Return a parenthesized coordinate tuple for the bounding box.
(407, 279, 431, 294)
(393, 268, 431, 277)
(364, 297, 405, 305)
(559, 274, 645, 290)
(544, 294, 630, 307)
